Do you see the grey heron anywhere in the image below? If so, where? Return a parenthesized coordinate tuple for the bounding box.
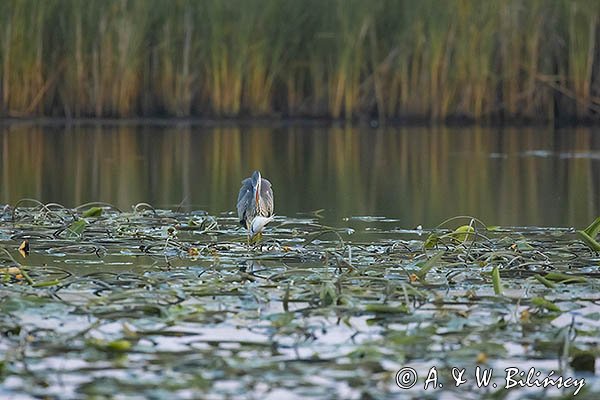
(237, 170, 274, 240)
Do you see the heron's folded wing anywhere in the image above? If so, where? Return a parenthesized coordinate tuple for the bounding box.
(260, 178, 274, 216)
(237, 178, 253, 223)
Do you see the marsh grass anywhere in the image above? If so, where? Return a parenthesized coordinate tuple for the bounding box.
(0, 0, 599, 121)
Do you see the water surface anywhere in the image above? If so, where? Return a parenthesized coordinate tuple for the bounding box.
(1, 124, 600, 399)
(1, 123, 599, 227)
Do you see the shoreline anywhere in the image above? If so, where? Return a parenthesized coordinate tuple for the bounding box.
(1, 116, 599, 129)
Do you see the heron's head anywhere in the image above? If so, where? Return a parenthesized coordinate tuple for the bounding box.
(249, 215, 274, 237)
(251, 170, 262, 204)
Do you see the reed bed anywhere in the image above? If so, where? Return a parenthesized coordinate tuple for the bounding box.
(0, 0, 599, 122)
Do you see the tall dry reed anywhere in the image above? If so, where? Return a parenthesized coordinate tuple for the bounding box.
(0, 0, 598, 122)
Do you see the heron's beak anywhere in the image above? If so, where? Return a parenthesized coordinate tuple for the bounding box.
(249, 231, 263, 244)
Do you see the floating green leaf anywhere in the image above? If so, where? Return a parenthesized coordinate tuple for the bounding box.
(451, 225, 475, 242)
(82, 207, 103, 218)
(492, 266, 503, 295)
(320, 282, 336, 306)
(415, 251, 444, 280)
(531, 297, 561, 312)
(577, 230, 600, 251)
(32, 279, 61, 288)
(66, 219, 87, 238)
(423, 233, 439, 249)
(106, 340, 132, 352)
(514, 240, 534, 251)
(364, 304, 409, 314)
(583, 216, 600, 238)
(544, 272, 587, 284)
(266, 312, 295, 328)
(88, 338, 132, 352)
(534, 274, 556, 288)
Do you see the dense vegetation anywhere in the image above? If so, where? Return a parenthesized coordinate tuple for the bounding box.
(1, 0, 600, 122)
(1, 204, 599, 398)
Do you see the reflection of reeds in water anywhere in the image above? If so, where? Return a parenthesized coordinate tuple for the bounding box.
(0, 124, 598, 227)
(0, 1, 599, 121)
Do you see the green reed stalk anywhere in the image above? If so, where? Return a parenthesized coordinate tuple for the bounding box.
(0, 0, 599, 122)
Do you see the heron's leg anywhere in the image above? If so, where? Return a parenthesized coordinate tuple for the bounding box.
(245, 221, 251, 248)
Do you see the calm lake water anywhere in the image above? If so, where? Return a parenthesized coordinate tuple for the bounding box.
(1, 123, 599, 228)
(2, 122, 600, 399)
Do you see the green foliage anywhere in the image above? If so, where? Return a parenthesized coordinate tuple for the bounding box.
(543, 271, 587, 284)
(88, 338, 133, 353)
(2, 204, 600, 398)
(66, 219, 87, 238)
(534, 274, 556, 288)
(578, 216, 600, 251)
(492, 265, 503, 295)
(451, 225, 475, 243)
(82, 207, 103, 218)
(415, 251, 444, 281)
(578, 231, 600, 251)
(583, 216, 600, 238)
(0, 0, 598, 121)
(531, 297, 561, 312)
(364, 304, 409, 314)
(570, 351, 596, 373)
